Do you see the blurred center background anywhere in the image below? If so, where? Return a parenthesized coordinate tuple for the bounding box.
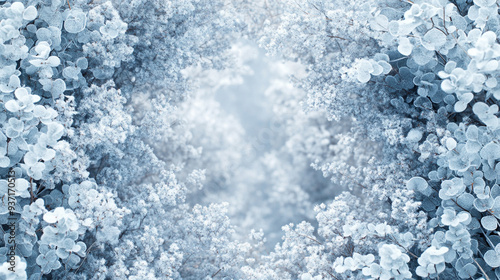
(180, 41, 338, 247)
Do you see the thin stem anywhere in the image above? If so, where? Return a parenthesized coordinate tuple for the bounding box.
(30, 177, 35, 204)
(443, 8, 449, 35)
(211, 268, 222, 278)
(473, 258, 490, 280)
(75, 241, 98, 273)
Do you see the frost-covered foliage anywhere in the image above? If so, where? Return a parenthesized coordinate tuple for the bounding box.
(112, 0, 238, 100)
(3, 0, 500, 279)
(240, 0, 500, 279)
(0, 0, 252, 279)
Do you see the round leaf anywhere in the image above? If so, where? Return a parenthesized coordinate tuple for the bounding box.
(481, 215, 498, 231)
(23, 6, 37, 21)
(422, 29, 447, 51)
(407, 177, 428, 193)
(64, 10, 87, 34)
(485, 250, 500, 268)
(398, 37, 413, 56)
